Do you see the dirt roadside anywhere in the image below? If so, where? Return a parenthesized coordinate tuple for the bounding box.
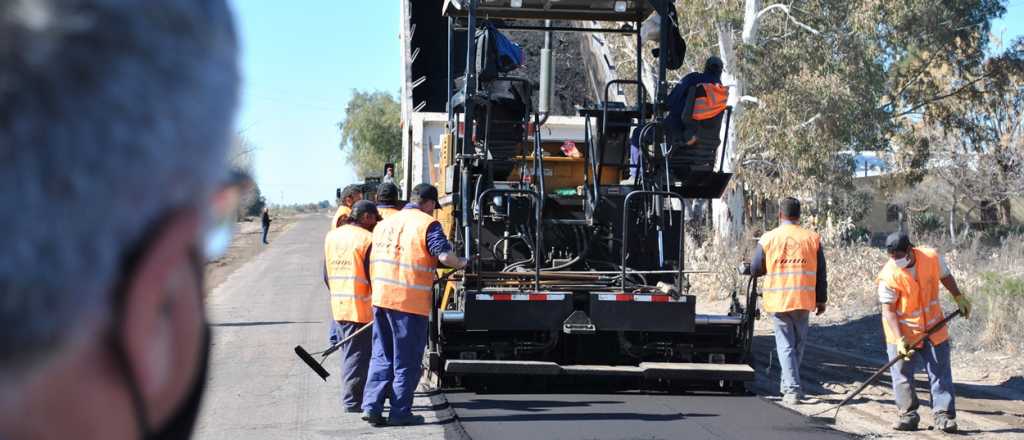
(751, 316, 1024, 439)
(204, 213, 305, 291)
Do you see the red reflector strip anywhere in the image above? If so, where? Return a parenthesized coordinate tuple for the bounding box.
(476, 293, 568, 301)
(597, 293, 687, 303)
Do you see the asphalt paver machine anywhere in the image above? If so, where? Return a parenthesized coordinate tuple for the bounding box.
(429, 0, 755, 392)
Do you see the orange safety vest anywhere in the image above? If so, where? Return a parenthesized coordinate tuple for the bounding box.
(760, 223, 819, 313)
(877, 247, 949, 346)
(325, 224, 374, 324)
(331, 205, 351, 229)
(378, 206, 400, 219)
(369, 209, 439, 316)
(692, 83, 729, 121)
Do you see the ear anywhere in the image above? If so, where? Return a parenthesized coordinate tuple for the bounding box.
(117, 210, 202, 412)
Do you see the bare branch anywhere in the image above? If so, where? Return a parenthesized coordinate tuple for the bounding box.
(754, 4, 821, 36)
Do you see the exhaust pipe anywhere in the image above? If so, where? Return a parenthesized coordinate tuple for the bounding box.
(538, 19, 554, 124)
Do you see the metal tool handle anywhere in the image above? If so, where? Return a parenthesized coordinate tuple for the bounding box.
(812, 309, 962, 417)
(320, 321, 373, 359)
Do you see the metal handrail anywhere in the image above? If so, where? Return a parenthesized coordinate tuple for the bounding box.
(620, 190, 686, 291)
(475, 188, 543, 291)
(597, 79, 649, 188)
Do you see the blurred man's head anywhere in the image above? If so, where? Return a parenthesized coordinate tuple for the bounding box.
(349, 200, 380, 231)
(341, 184, 363, 207)
(0, 1, 239, 438)
(377, 183, 400, 206)
(779, 197, 801, 221)
(410, 183, 440, 215)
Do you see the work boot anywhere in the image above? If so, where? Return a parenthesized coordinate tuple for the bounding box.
(387, 414, 425, 426)
(361, 411, 386, 427)
(892, 412, 920, 431)
(934, 414, 958, 433)
(782, 393, 800, 405)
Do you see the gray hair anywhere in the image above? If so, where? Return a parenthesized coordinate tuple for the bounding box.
(0, 0, 239, 379)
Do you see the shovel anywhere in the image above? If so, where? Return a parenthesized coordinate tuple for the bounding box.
(809, 310, 962, 422)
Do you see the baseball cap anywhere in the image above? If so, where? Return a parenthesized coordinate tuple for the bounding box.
(885, 232, 912, 253)
(377, 183, 399, 203)
(411, 183, 439, 205)
(349, 200, 380, 221)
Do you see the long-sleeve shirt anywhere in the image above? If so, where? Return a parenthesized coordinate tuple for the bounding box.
(750, 222, 828, 304)
(665, 71, 722, 135)
(403, 203, 453, 256)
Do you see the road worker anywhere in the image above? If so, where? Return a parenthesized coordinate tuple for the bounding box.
(0, 1, 240, 438)
(750, 197, 828, 405)
(328, 184, 365, 344)
(324, 200, 380, 413)
(666, 56, 723, 143)
(330, 184, 364, 229)
(878, 232, 971, 433)
(375, 183, 402, 219)
(362, 183, 468, 426)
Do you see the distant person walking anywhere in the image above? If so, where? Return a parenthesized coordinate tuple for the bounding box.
(261, 207, 272, 244)
(750, 197, 827, 405)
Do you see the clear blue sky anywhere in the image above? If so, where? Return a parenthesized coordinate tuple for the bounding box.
(231, 1, 399, 205)
(229, 1, 1020, 205)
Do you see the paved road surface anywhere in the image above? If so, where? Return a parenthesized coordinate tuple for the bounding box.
(445, 391, 853, 440)
(194, 213, 853, 439)
(194, 214, 449, 439)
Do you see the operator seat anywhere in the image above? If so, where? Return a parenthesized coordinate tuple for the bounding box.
(668, 83, 728, 174)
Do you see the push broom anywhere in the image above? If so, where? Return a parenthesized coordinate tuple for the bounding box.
(295, 269, 460, 381)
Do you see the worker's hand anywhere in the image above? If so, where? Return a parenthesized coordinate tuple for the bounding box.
(896, 337, 915, 361)
(954, 295, 972, 319)
(455, 256, 469, 270)
(815, 302, 827, 316)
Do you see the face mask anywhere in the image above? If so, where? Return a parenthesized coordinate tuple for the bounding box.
(893, 256, 911, 268)
(138, 329, 210, 440)
(202, 220, 234, 261)
(110, 252, 211, 440)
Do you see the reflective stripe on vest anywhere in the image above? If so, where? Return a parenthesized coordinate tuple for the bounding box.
(325, 224, 373, 323)
(692, 83, 729, 121)
(760, 224, 819, 313)
(877, 247, 948, 345)
(369, 209, 439, 316)
(331, 205, 351, 229)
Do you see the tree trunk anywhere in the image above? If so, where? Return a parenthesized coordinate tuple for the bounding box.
(998, 198, 1013, 225)
(711, 0, 760, 243)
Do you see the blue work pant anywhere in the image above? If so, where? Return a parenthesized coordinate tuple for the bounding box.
(337, 321, 372, 411)
(886, 340, 956, 419)
(361, 306, 428, 418)
(328, 315, 341, 345)
(771, 309, 810, 396)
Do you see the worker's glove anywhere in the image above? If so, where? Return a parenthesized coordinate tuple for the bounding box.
(954, 295, 972, 320)
(895, 337, 915, 361)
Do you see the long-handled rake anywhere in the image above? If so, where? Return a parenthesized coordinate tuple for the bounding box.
(809, 310, 962, 423)
(294, 269, 460, 381)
